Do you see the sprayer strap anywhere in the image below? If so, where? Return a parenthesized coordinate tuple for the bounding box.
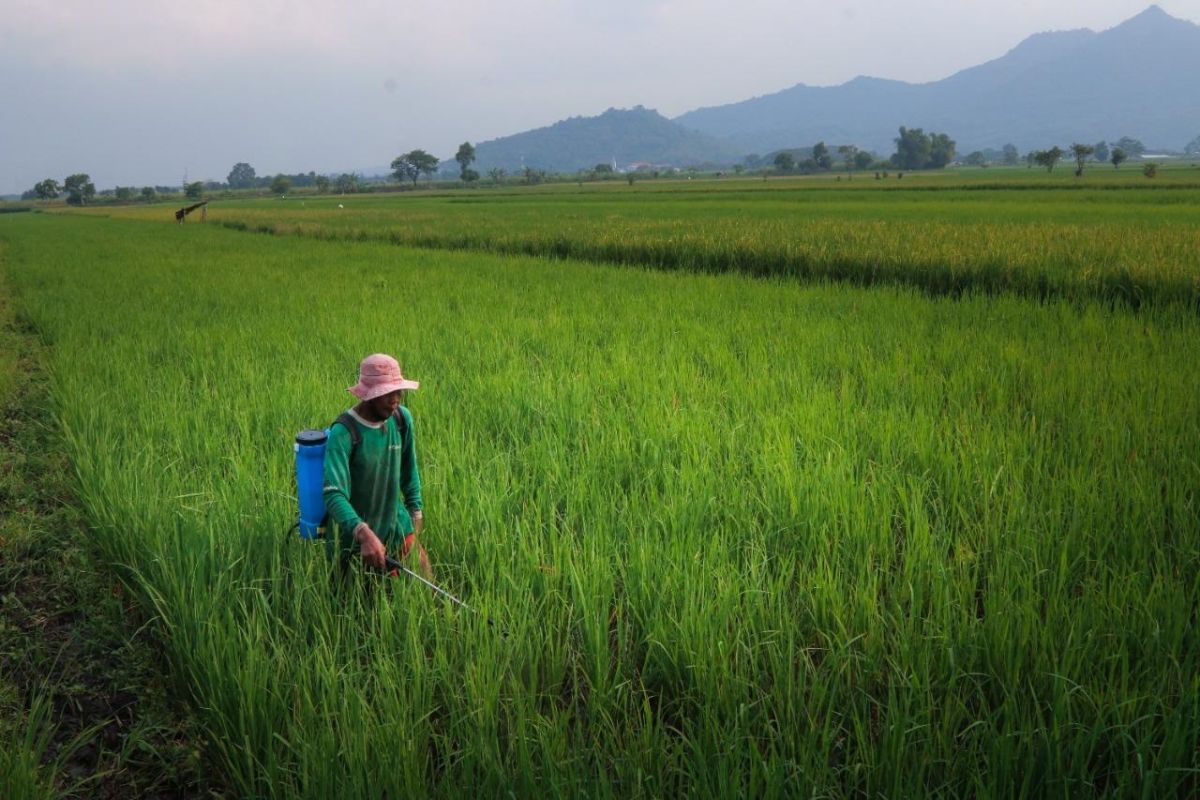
(333, 411, 362, 449)
(332, 407, 407, 457)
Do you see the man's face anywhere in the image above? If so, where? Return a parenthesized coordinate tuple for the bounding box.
(368, 389, 403, 419)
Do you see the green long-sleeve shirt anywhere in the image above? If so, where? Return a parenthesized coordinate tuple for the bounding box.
(322, 406, 422, 556)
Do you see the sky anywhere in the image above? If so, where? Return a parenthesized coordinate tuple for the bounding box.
(1, 0, 1195, 195)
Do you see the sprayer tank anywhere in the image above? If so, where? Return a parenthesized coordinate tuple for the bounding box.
(294, 429, 328, 540)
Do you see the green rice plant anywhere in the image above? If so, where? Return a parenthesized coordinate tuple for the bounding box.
(1, 692, 64, 800)
(0, 690, 109, 800)
(1, 212, 1197, 797)
(83, 176, 1200, 307)
(0, 243, 17, 402)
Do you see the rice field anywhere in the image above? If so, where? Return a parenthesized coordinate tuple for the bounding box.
(3, 178, 1199, 798)
(87, 170, 1200, 307)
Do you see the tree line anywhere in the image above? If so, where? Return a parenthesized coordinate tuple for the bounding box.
(22, 129, 1190, 204)
(961, 136, 1156, 176)
(750, 129, 1179, 179)
(25, 174, 98, 205)
(748, 127, 955, 177)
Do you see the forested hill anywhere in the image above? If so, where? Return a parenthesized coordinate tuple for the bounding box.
(471, 107, 740, 173)
(673, 5, 1200, 155)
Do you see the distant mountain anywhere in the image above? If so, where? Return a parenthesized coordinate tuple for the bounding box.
(674, 6, 1200, 155)
(471, 106, 740, 173)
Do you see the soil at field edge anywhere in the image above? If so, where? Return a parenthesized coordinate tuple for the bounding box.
(0, 293, 218, 799)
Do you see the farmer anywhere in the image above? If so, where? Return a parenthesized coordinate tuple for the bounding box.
(323, 353, 433, 580)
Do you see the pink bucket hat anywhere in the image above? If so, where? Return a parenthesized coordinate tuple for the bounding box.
(348, 353, 420, 401)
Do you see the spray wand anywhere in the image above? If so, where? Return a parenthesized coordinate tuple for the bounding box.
(382, 556, 504, 634)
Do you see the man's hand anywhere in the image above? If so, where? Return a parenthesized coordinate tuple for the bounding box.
(354, 522, 387, 571)
(410, 509, 424, 535)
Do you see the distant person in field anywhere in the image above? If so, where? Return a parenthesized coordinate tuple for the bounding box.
(323, 353, 432, 580)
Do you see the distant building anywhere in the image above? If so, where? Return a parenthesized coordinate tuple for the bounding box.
(625, 162, 674, 173)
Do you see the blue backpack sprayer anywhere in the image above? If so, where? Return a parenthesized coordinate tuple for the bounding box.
(291, 415, 498, 627)
(294, 427, 329, 541)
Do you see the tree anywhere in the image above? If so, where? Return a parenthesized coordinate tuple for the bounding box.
(1142, 163, 1158, 178)
(33, 178, 60, 199)
(965, 151, 987, 167)
(391, 150, 439, 186)
(1092, 141, 1109, 164)
(314, 175, 331, 194)
(1025, 151, 1037, 169)
(392, 155, 418, 185)
(837, 145, 859, 178)
(1002, 144, 1019, 166)
(1110, 148, 1127, 169)
(773, 152, 795, 172)
(928, 133, 956, 168)
(335, 173, 359, 193)
(812, 141, 832, 170)
(1114, 137, 1145, 158)
(892, 127, 955, 169)
(854, 150, 873, 171)
(1185, 135, 1200, 156)
(893, 127, 931, 170)
(271, 175, 291, 195)
(461, 168, 480, 183)
(184, 181, 204, 200)
(114, 186, 135, 201)
(488, 167, 506, 185)
(413, 151, 440, 182)
(1069, 143, 1094, 176)
(140, 186, 157, 202)
(454, 142, 476, 181)
(63, 173, 95, 205)
(1033, 147, 1064, 173)
(227, 162, 257, 189)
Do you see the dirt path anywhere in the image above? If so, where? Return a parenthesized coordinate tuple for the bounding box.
(0, 271, 217, 798)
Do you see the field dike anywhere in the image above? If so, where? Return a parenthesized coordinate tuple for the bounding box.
(0, 260, 216, 799)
